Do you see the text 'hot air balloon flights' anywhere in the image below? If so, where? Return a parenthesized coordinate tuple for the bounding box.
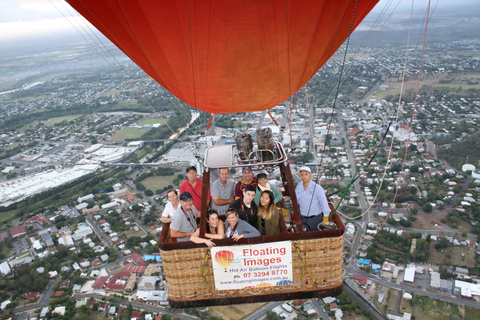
(211, 242, 293, 290)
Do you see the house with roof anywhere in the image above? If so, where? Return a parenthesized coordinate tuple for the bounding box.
(26, 214, 48, 226)
(127, 253, 147, 266)
(23, 292, 40, 300)
(9, 225, 26, 238)
(138, 276, 159, 290)
(353, 274, 367, 286)
(126, 265, 146, 275)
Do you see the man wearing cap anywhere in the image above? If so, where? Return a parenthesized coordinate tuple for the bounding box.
(229, 184, 258, 229)
(180, 166, 210, 212)
(170, 191, 200, 242)
(295, 166, 331, 231)
(234, 167, 258, 199)
(210, 168, 236, 215)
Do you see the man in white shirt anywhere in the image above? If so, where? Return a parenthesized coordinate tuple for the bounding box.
(295, 166, 331, 231)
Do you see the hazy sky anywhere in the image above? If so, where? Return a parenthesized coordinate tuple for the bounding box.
(0, 0, 84, 42)
(0, 0, 478, 43)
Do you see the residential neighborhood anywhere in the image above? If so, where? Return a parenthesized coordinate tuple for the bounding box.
(0, 3, 480, 320)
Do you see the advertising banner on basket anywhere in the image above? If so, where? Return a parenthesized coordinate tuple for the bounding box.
(211, 241, 293, 290)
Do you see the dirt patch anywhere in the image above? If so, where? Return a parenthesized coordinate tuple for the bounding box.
(409, 295, 464, 320)
(410, 208, 472, 234)
(386, 288, 399, 313)
(209, 302, 265, 320)
(124, 228, 147, 238)
(410, 209, 448, 230)
(429, 246, 476, 268)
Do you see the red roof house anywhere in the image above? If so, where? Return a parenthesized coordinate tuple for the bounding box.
(23, 292, 39, 299)
(9, 225, 26, 238)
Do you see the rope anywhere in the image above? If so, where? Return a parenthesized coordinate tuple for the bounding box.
(343, 0, 434, 241)
(294, 242, 316, 286)
(201, 248, 212, 292)
(319, 0, 359, 173)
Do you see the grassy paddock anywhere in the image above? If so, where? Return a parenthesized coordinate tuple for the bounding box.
(0, 80, 18, 91)
(136, 118, 169, 126)
(44, 115, 83, 126)
(124, 228, 147, 238)
(110, 128, 151, 141)
(409, 295, 463, 320)
(103, 89, 123, 96)
(140, 176, 176, 191)
(209, 302, 266, 320)
(19, 115, 83, 131)
(0, 210, 18, 225)
(430, 246, 475, 268)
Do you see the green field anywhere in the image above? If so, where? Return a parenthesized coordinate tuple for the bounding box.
(44, 115, 83, 126)
(0, 210, 17, 225)
(110, 128, 151, 141)
(19, 114, 84, 131)
(140, 175, 176, 191)
(103, 89, 123, 96)
(136, 118, 169, 126)
(0, 80, 17, 91)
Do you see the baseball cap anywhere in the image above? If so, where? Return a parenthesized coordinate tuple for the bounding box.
(179, 191, 193, 201)
(299, 166, 311, 173)
(242, 167, 253, 172)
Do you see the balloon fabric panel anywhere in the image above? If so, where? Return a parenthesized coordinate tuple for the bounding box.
(66, 0, 379, 114)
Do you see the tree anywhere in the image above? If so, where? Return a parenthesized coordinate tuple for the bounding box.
(422, 203, 433, 213)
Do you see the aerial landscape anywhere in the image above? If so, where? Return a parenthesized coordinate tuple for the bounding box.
(1, 0, 480, 319)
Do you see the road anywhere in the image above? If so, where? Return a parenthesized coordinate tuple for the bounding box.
(243, 301, 283, 320)
(14, 293, 198, 320)
(311, 298, 331, 320)
(343, 260, 480, 310)
(343, 281, 386, 320)
(38, 278, 61, 304)
(336, 102, 368, 263)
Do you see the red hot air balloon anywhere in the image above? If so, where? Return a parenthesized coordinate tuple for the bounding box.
(66, 0, 378, 115)
(214, 250, 234, 272)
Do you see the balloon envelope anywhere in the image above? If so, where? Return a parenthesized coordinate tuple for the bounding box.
(67, 0, 378, 114)
(214, 250, 234, 271)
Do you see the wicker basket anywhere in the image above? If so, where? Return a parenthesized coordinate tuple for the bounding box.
(159, 213, 344, 308)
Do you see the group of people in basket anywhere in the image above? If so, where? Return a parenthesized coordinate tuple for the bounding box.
(160, 165, 331, 247)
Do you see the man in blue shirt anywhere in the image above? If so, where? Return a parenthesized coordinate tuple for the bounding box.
(295, 166, 331, 231)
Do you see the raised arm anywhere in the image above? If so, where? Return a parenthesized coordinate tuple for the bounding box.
(190, 229, 216, 247)
(170, 228, 195, 239)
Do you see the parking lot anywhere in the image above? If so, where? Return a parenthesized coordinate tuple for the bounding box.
(12, 236, 30, 255)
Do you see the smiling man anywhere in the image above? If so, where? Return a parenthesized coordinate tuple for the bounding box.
(170, 192, 200, 242)
(234, 167, 258, 199)
(295, 166, 331, 231)
(180, 165, 210, 212)
(210, 168, 236, 215)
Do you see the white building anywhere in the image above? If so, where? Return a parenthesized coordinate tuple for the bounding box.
(0, 261, 11, 275)
(404, 264, 415, 283)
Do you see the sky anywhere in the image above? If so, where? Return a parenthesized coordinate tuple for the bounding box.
(0, 0, 85, 42)
(0, 0, 478, 43)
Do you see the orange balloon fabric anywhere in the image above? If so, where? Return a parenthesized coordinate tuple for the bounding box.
(67, 0, 378, 114)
